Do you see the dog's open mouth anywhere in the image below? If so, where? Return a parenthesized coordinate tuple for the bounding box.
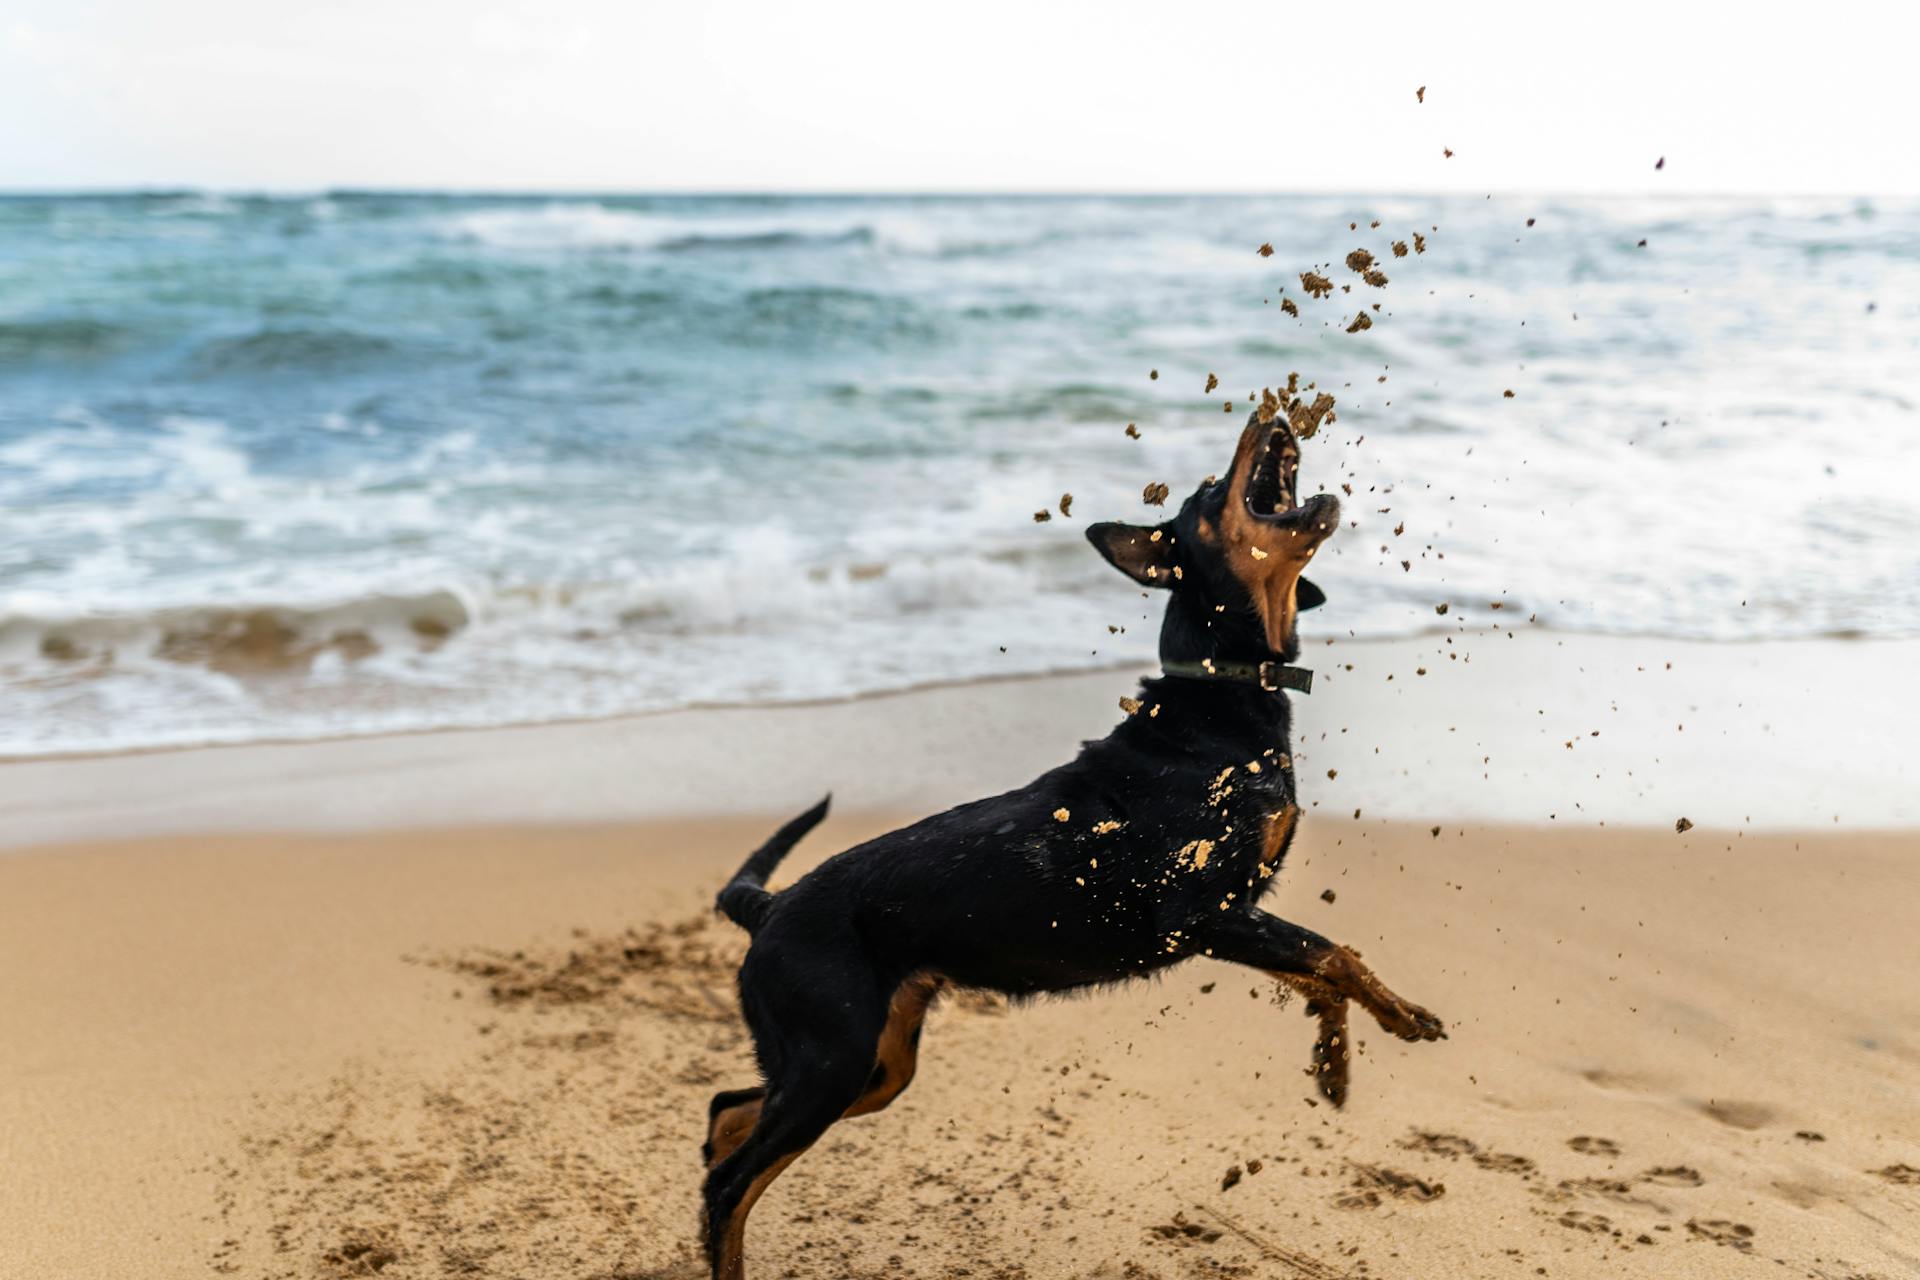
(1245, 423, 1297, 518)
(1241, 420, 1340, 540)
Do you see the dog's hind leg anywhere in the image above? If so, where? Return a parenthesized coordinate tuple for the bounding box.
(704, 973, 941, 1173)
(702, 954, 890, 1280)
(844, 974, 943, 1120)
(700, 975, 941, 1276)
(703, 1051, 879, 1280)
(704, 1087, 765, 1169)
(1202, 909, 1444, 1104)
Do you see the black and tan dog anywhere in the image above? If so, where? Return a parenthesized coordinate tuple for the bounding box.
(700, 398, 1446, 1278)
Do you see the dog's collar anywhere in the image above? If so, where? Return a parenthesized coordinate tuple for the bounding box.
(1160, 658, 1313, 695)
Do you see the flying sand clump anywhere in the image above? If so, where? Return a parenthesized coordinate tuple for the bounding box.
(1257, 382, 1337, 439)
(1255, 221, 1432, 343)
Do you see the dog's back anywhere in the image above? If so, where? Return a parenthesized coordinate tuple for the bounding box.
(743, 675, 1302, 997)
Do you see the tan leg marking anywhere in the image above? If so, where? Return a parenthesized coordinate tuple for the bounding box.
(707, 974, 945, 1276)
(713, 1150, 802, 1280)
(706, 1095, 765, 1170)
(1261, 803, 1301, 864)
(1309, 945, 1446, 1042)
(844, 973, 943, 1119)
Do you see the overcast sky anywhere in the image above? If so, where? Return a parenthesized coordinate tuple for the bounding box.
(4, 0, 1917, 194)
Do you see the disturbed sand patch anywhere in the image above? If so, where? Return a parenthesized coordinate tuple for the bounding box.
(154, 819, 1920, 1280)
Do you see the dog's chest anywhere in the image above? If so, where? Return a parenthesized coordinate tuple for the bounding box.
(1097, 751, 1299, 887)
(1195, 755, 1298, 866)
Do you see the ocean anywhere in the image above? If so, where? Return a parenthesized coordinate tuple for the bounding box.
(1, 192, 1916, 757)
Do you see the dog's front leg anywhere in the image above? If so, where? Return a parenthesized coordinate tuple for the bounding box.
(1278, 973, 1353, 1106)
(1200, 909, 1444, 1103)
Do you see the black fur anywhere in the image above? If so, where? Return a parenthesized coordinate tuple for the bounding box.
(699, 411, 1444, 1278)
(715, 793, 831, 933)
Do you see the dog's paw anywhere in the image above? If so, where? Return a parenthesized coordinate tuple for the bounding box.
(1376, 999, 1447, 1042)
(1310, 1020, 1351, 1107)
(1314, 1053, 1350, 1107)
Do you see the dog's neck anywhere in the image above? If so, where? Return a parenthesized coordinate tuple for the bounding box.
(1124, 671, 1295, 761)
(1154, 587, 1301, 669)
(1119, 590, 1303, 748)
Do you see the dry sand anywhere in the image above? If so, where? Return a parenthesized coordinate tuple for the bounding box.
(4, 813, 1917, 1279)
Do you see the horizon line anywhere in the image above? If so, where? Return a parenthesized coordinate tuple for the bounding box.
(0, 185, 1910, 201)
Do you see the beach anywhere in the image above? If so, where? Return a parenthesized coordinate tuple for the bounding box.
(4, 634, 1917, 1279)
(7, 23, 1920, 1280)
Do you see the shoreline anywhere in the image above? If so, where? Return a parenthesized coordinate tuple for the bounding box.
(4, 631, 1915, 850)
(0, 655, 1151, 767)
(3, 624, 1906, 769)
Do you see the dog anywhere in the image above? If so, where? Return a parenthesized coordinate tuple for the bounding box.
(699, 399, 1446, 1278)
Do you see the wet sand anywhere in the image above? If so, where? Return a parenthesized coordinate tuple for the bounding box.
(7, 633, 1916, 850)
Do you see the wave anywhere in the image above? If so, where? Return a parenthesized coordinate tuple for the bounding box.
(658, 227, 875, 253)
(442, 204, 875, 252)
(184, 326, 407, 375)
(438, 201, 1049, 257)
(0, 317, 134, 362)
(0, 542, 1093, 677)
(1, 591, 473, 676)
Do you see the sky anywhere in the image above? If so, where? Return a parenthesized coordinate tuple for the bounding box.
(3, 0, 1918, 194)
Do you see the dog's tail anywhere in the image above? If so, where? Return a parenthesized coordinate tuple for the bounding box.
(714, 794, 831, 934)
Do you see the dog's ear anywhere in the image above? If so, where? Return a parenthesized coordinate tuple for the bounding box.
(1086, 521, 1179, 589)
(1296, 576, 1327, 612)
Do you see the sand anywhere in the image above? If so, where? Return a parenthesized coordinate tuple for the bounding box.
(3, 644, 1918, 1278)
(4, 817, 1917, 1279)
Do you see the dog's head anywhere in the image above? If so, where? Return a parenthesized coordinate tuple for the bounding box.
(1086, 401, 1338, 661)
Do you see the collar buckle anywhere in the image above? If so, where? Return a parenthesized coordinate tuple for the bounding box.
(1260, 661, 1312, 694)
(1160, 658, 1312, 695)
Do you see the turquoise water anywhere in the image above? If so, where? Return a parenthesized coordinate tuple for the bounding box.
(2, 192, 1916, 754)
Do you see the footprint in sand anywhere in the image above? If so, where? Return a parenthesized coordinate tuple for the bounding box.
(1401, 1130, 1533, 1176)
(1568, 1135, 1621, 1157)
(1401, 1129, 1477, 1160)
(320, 1234, 400, 1277)
(1335, 1163, 1446, 1209)
(1874, 1163, 1920, 1186)
(1556, 1210, 1614, 1235)
(1641, 1165, 1704, 1187)
(1686, 1218, 1755, 1251)
(1473, 1151, 1537, 1176)
(1147, 1214, 1223, 1244)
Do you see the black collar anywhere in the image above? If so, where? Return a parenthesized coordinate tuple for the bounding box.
(1159, 658, 1313, 695)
